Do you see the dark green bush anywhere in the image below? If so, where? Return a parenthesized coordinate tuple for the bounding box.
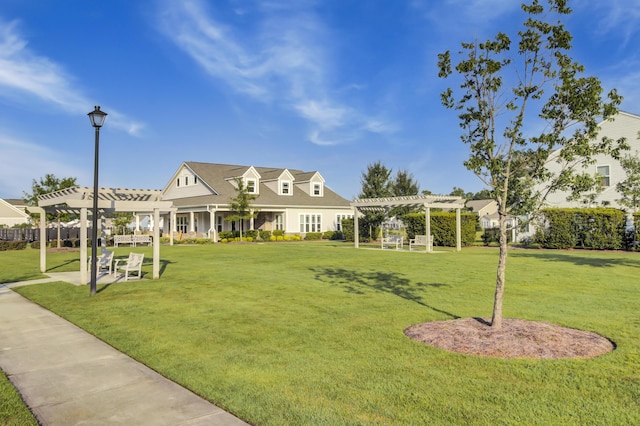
(403, 212, 477, 247)
(304, 232, 323, 240)
(244, 230, 258, 239)
(481, 227, 513, 246)
(0, 240, 28, 251)
(537, 208, 625, 250)
(259, 230, 272, 241)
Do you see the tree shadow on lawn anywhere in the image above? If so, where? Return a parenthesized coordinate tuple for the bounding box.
(310, 267, 459, 319)
(511, 250, 640, 268)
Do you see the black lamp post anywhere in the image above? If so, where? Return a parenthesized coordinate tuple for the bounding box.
(88, 106, 107, 295)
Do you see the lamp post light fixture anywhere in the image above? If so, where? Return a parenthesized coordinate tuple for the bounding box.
(88, 106, 107, 295)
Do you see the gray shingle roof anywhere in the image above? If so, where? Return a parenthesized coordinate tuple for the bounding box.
(173, 162, 350, 208)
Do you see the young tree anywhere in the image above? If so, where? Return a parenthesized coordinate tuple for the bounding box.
(616, 149, 640, 212)
(112, 212, 135, 235)
(438, 0, 627, 329)
(23, 174, 77, 248)
(226, 177, 258, 242)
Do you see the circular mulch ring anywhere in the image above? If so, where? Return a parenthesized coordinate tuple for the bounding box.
(404, 318, 615, 359)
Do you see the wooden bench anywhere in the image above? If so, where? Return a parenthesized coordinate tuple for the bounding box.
(113, 235, 152, 247)
(409, 235, 433, 252)
(381, 234, 403, 250)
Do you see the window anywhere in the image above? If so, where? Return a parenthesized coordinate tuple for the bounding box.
(596, 165, 610, 187)
(313, 183, 322, 196)
(185, 176, 189, 186)
(300, 214, 321, 233)
(176, 216, 188, 233)
(176, 178, 180, 187)
(246, 179, 257, 193)
(275, 214, 284, 230)
(281, 181, 291, 195)
(217, 215, 223, 232)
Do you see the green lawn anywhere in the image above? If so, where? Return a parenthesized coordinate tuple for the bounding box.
(2, 243, 639, 425)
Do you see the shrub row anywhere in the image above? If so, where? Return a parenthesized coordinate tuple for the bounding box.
(534, 208, 626, 250)
(0, 240, 28, 251)
(341, 213, 477, 247)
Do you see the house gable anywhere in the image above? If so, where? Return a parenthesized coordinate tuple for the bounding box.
(162, 163, 217, 200)
(0, 198, 30, 227)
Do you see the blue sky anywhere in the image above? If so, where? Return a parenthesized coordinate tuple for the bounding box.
(1, 0, 639, 200)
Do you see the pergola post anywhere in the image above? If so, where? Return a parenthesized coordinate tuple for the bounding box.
(153, 207, 160, 279)
(36, 207, 46, 273)
(425, 206, 432, 253)
(353, 207, 359, 248)
(80, 207, 88, 284)
(170, 210, 176, 245)
(456, 208, 462, 252)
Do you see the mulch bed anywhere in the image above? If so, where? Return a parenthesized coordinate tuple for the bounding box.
(404, 318, 614, 359)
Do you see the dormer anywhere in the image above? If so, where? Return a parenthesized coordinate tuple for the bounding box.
(294, 171, 325, 197)
(227, 166, 261, 194)
(278, 169, 295, 196)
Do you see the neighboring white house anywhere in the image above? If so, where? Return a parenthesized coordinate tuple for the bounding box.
(160, 162, 354, 239)
(542, 111, 640, 209)
(0, 198, 30, 227)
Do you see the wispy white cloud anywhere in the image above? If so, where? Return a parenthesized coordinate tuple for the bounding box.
(0, 19, 143, 136)
(0, 134, 89, 197)
(156, 0, 396, 145)
(585, 0, 640, 45)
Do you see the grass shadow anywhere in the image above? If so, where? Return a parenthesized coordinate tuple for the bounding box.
(511, 250, 640, 268)
(310, 267, 459, 319)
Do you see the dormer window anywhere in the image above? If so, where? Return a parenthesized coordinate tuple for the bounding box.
(281, 181, 291, 195)
(312, 183, 322, 196)
(246, 178, 257, 194)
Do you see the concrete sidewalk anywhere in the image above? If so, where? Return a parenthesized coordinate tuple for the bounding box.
(0, 283, 250, 425)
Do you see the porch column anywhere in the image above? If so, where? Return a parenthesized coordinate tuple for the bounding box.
(209, 208, 217, 242)
(170, 210, 176, 245)
(80, 207, 88, 284)
(456, 208, 462, 252)
(135, 214, 141, 232)
(189, 211, 195, 233)
(353, 207, 359, 249)
(425, 206, 432, 253)
(153, 208, 160, 279)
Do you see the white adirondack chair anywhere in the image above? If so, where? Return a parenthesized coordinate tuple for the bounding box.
(115, 252, 144, 281)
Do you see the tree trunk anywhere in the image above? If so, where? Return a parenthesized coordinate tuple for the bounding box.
(491, 210, 509, 329)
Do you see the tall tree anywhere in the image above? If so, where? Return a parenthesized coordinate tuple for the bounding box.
(359, 161, 393, 239)
(438, 0, 627, 329)
(391, 169, 420, 218)
(226, 177, 258, 242)
(23, 174, 77, 248)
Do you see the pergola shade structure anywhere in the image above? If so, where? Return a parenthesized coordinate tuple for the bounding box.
(350, 194, 466, 252)
(35, 186, 176, 283)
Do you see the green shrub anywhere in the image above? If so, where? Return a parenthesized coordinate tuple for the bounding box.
(481, 227, 512, 246)
(273, 229, 285, 237)
(537, 208, 625, 250)
(403, 212, 477, 247)
(259, 230, 272, 241)
(0, 240, 28, 251)
(244, 230, 258, 240)
(304, 232, 323, 240)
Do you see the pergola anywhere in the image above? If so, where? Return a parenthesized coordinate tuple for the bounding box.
(350, 194, 466, 252)
(35, 186, 176, 283)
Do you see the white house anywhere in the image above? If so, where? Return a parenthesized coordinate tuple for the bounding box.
(0, 198, 30, 227)
(160, 162, 354, 239)
(542, 111, 640, 209)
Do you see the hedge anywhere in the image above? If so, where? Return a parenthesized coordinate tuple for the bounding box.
(535, 208, 626, 250)
(0, 240, 28, 251)
(403, 212, 477, 247)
